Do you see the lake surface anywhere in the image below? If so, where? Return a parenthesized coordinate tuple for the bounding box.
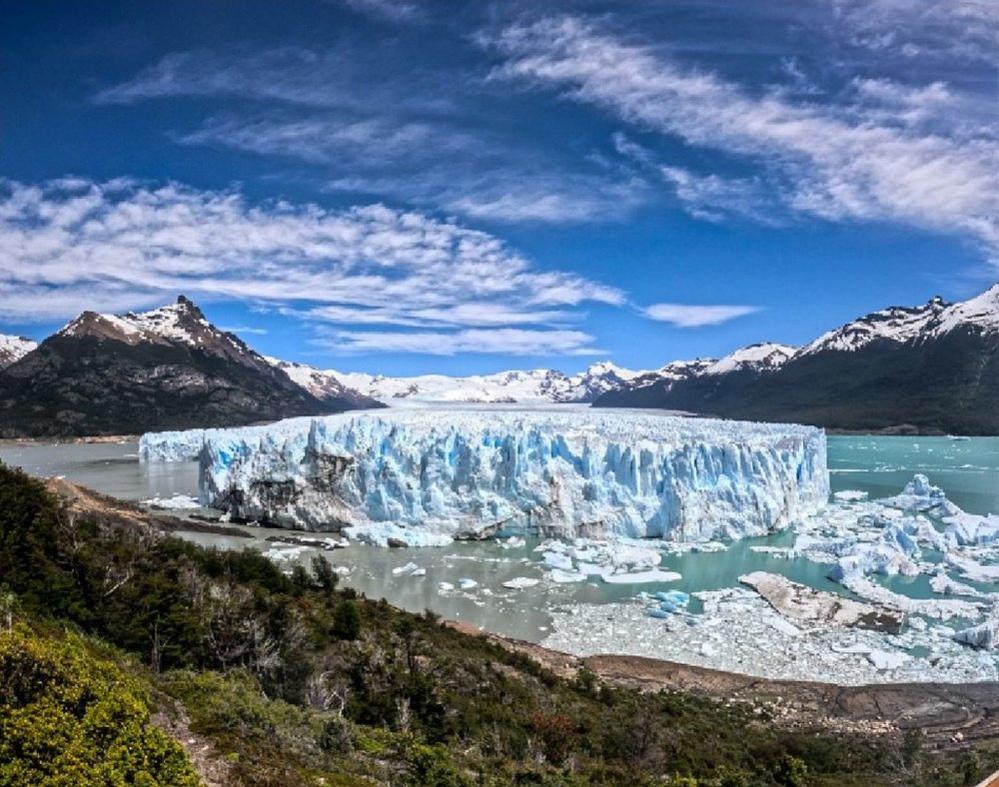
(2, 433, 995, 647)
(827, 435, 999, 515)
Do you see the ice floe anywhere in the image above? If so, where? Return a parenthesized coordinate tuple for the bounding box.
(142, 493, 201, 510)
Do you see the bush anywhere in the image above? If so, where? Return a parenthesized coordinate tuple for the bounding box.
(0, 624, 199, 786)
(332, 599, 361, 641)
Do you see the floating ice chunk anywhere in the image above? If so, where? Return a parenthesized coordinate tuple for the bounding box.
(881, 474, 961, 517)
(828, 545, 918, 583)
(906, 519, 950, 552)
(648, 589, 690, 615)
(437, 581, 455, 592)
(929, 571, 982, 598)
(946, 553, 999, 583)
(499, 536, 527, 550)
(601, 569, 682, 585)
(750, 546, 794, 558)
(954, 619, 999, 650)
(392, 561, 420, 576)
(838, 575, 980, 621)
(344, 523, 452, 548)
(834, 490, 868, 502)
(653, 590, 690, 606)
(549, 569, 587, 583)
(740, 572, 903, 632)
(502, 576, 540, 590)
(766, 616, 802, 636)
(263, 545, 310, 562)
(142, 493, 201, 510)
(695, 541, 727, 552)
(542, 551, 575, 571)
(457, 578, 478, 590)
(944, 512, 999, 546)
(866, 649, 909, 670)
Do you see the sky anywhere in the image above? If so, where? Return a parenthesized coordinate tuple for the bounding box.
(1, 0, 996, 375)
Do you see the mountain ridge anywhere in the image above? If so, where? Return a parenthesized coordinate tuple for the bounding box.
(0, 296, 380, 437)
(595, 284, 999, 435)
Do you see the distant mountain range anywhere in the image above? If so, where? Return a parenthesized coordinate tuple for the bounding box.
(596, 284, 999, 435)
(268, 358, 646, 405)
(2, 284, 998, 436)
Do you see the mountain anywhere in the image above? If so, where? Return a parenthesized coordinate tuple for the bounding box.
(264, 357, 383, 409)
(0, 334, 37, 369)
(270, 360, 646, 405)
(595, 285, 999, 435)
(0, 296, 378, 437)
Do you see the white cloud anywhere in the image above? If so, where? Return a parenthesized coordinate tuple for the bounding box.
(830, 0, 999, 65)
(489, 16, 999, 260)
(220, 325, 269, 335)
(316, 327, 602, 356)
(659, 167, 780, 225)
(0, 177, 624, 355)
(341, 0, 421, 23)
(97, 47, 648, 224)
(643, 303, 760, 328)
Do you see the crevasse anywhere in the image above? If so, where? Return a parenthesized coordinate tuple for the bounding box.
(140, 409, 829, 542)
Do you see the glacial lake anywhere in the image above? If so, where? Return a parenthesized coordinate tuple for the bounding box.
(2, 433, 997, 650)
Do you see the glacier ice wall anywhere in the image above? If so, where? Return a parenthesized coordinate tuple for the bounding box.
(143, 409, 829, 542)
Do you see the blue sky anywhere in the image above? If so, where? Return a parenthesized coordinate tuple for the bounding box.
(1, 0, 996, 375)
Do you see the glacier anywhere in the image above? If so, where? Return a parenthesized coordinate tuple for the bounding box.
(140, 408, 828, 543)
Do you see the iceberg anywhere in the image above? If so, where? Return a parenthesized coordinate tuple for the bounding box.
(142, 408, 828, 543)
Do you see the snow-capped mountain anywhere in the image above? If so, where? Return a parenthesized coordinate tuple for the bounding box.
(266, 359, 647, 405)
(265, 357, 382, 409)
(0, 334, 37, 369)
(801, 297, 949, 355)
(597, 283, 999, 435)
(703, 343, 798, 375)
(0, 297, 377, 438)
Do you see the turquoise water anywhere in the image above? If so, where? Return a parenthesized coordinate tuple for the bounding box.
(828, 435, 999, 516)
(2, 433, 996, 642)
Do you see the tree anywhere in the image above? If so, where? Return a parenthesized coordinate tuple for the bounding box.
(312, 554, 339, 592)
(332, 599, 361, 641)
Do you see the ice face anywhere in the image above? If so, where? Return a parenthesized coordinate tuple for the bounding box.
(142, 409, 829, 542)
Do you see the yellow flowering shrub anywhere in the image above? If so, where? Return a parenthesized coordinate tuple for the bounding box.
(0, 625, 200, 787)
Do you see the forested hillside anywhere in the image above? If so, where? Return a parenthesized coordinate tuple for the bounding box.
(0, 464, 990, 786)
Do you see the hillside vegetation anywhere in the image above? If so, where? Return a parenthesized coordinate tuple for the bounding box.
(0, 463, 991, 785)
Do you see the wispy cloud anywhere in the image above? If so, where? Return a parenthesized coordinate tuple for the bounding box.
(643, 303, 760, 328)
(96, 46, 647, 224)
(488, 16, 999, 260)
(0, 177, 622, 355)
(830, 0, 999, 65)
(340, 0, 422, 23)
(220, 325, 269, 335)
(315, 327, 602, 356)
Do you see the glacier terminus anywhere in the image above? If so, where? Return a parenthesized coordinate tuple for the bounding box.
(140, 408, 829, 545)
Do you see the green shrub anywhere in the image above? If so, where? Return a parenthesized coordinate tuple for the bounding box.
(0, 624, 199, 786)
(332, 599, 361, 641)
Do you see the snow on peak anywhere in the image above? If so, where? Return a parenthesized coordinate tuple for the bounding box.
(705, 343, 798, 375)
(265, 361, 643, 405)
(803, 296, 949, 355)
(801, 285, 999, 356)
(0, 334, 37, 368)
(934, 283, 999, 335)
(55, 296, 248, 356)
(265, 357, 353, 400)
